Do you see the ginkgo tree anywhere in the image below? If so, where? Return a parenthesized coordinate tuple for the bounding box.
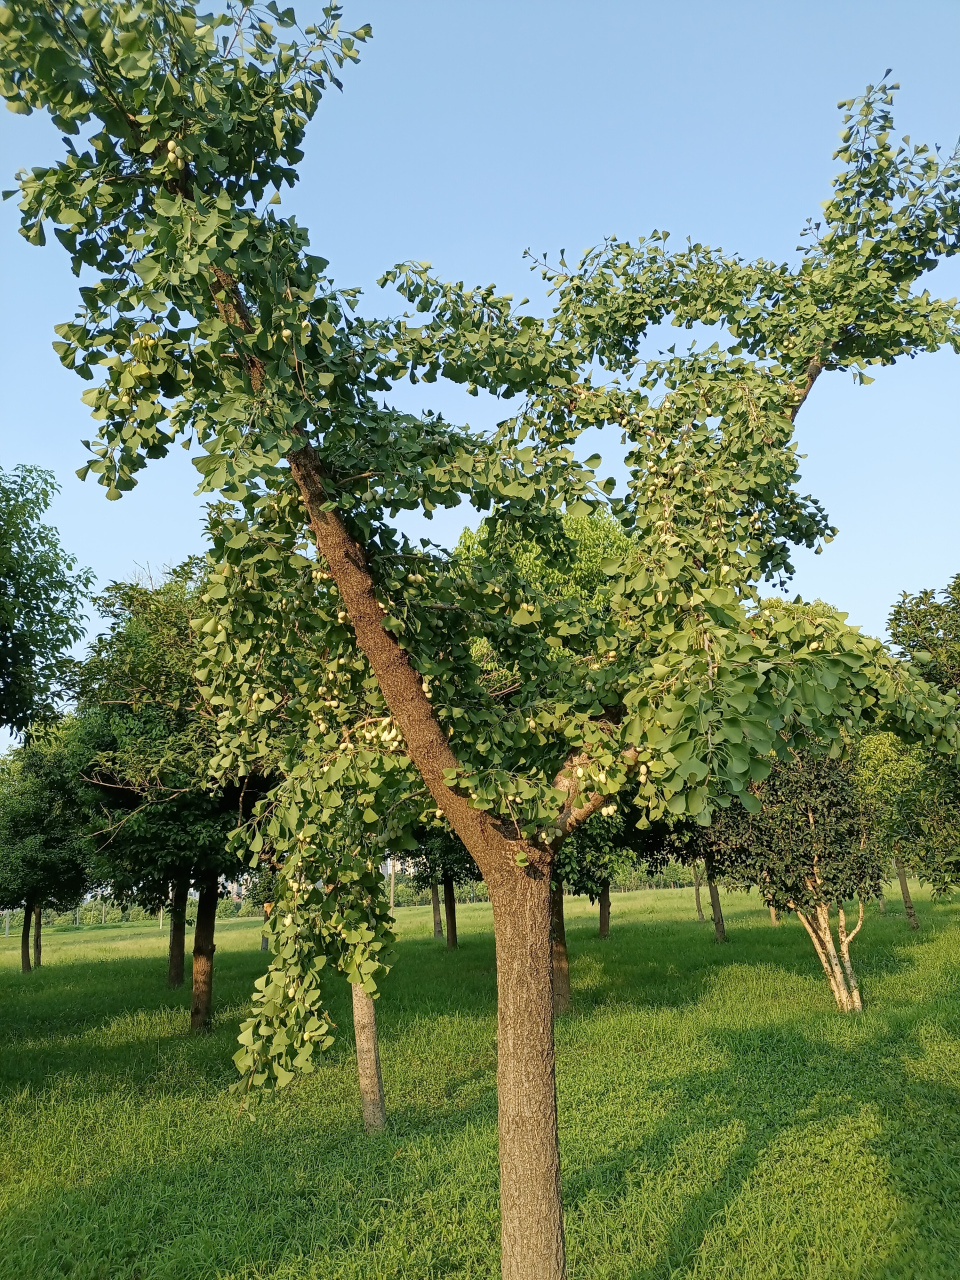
(4, 2, 960, 1273)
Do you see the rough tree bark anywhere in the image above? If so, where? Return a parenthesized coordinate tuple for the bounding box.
(33, 906, 42, 969)
(190, 872, 218, 1032)
(168, 876, 188, 987)
(692, 860, 705, 922)
(21, 902, 32, 974)
(598, 881, 611, 939)
(769, 905, 779, 926)
(488, 867, 565, 1280)
(443, 873, 458, 950)
(351, 982, 386, 1132)
(704, 855, 726, 943)
(431, 883, 444, 938)
(550, 880, 571, 1014)
(894, 857, 919, 929)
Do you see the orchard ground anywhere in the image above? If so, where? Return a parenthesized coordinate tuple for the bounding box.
(1, 886, 959, 1280)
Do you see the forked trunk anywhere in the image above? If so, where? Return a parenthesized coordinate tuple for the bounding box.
(261, 900, 273, 952)
(190, 872, 218, 1032)
(692, 860, 705, 922)
(598, 881, 610, 939)
(489, 867, 565, 1280)
(550, 880, 571, 1014)
(794, 902, 863, 1013)
(351, 982, 386, 1132)
(443, 874, 458, 950)
(894, 857, 919, 929)
(769, 904, 779, 926)
(33, 906, 42, 969)
(168, 877, 188, 987)
(431, 883, 444, 938)
(21, 902, 32, 974)
(704, 857, 726, 943)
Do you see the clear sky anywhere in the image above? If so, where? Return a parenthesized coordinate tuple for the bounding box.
(1, 0, 959, 645)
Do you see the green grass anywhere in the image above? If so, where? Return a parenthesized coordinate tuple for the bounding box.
(2, 885, 960, 1280)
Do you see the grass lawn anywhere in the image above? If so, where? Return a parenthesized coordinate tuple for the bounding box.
(1, 885, 959, 1280)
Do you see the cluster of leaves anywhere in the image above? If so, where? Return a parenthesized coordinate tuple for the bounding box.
(0, 465, 91, 734)
(6, 0, 960, 1094)
(407, 823, 482, 894)
(75, 562, 250, 910)
(855, 732, 960, 897)
(0, 724, 92, 915)
(694, 745, 881, 914)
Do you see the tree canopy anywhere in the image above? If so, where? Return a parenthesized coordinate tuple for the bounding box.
(5, 5, 960, 1274)
(0, 465, 91, 734)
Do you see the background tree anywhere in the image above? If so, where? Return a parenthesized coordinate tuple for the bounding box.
(884, 573, 960, 902)
(0, 726, 91, 971)
(409, 823, 482, 949)
(698, 745, 882, 1012)
(856, 732, 960, 919)
(76, 567, 250, 1020)
(6, 7, 960, 1275)
(0, 465, 91, 735)
(245, 860, 280, 951)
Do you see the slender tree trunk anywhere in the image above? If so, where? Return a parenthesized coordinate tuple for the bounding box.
(704, 858, 726, 942)
(33, 907, 42, 969)
(550, 880, 571, 1015)
(769, 904, 779, 926)
(443, 874, 458, 950)
(168, 877, 188, 987)
(21, 902, 32, 974)
(389, 858, 395, 914)
(489, 867, 565, 1280)
(837, 901, 864, 1013)
(692, 860, 705, 922)
(261, 900, 272, 952)
(190, 872, 218, 1032)
(431, 883, 444, 938)
(101, 899, 105, 925)
(894, 858, 919, 930)
(351, 982, 386, 1132)
(598, 881, 610, 939)
(877, 892, 886, 915)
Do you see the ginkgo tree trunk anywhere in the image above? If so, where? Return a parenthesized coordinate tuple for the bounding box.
(5, 7, 960, 1278)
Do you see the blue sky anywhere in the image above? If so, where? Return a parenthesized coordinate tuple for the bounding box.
(1, 0, 958, 643)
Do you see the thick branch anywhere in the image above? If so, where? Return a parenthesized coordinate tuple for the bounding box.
(286, 442, 545, 880)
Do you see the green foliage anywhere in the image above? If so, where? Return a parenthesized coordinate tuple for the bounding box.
(697, 747, 881, 914)
(556, 801, 667, 900)
(76, 565, 251, 911)
(889, 572, 960, 696)
(0, 465, 91, 734)
(856, 732, 960, 896)
(408, 824, 482, 893)
(5, 0, 960, 1091)
(0, 724, 91, 913)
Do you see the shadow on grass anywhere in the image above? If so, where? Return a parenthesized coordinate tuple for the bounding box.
(0, 897, 959, 1278)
